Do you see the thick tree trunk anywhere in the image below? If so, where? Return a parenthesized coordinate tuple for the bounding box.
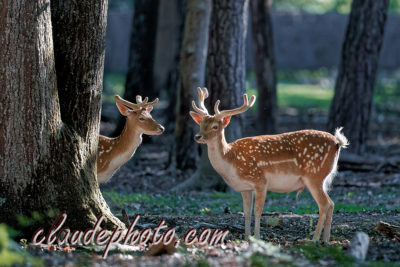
(0, 0, 123, 233)
(114, 0, 159, 137)
(173, 0, 212, 170)
(175, 0, 249, 191)
(250, 0, 277, 134)
(327, 0, 388, 154)
(153, 0, 187, 131)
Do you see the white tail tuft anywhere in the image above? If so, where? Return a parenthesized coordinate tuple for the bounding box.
(335, 127, 349, 148)
(323, 153, 338, 193)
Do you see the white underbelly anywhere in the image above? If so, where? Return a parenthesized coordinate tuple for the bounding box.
(220, 171, 253, 192)
(267, 173, 304, 193)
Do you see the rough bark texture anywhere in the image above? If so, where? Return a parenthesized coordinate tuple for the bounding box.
(207, 0, 249, 143)
(114, 0, 159, 137)
(173, 0, 212, 170)
(175, 0, 249, 191)
(154, 0, 187, 131)
(0, 0, 123, 233)
(327, 0, 388, 154)
(250, 0, 277, 134)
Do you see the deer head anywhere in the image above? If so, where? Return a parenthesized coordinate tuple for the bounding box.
(189, 87, 256, 143)
(115, 95, 164, 135)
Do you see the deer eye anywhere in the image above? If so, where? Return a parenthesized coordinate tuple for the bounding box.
(212, 125, 218, 130)
(139, 117, 145, 121)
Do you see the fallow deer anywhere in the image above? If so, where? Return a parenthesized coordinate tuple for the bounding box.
(189, 87, 348, 242)
(97, 95, 164, 183)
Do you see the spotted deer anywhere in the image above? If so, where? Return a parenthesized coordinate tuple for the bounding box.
(189, 87, 349, 242)
(97, 95, 164, 183)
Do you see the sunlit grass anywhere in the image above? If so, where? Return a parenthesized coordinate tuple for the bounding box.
(278, 83, 333, 109)
(104, 70, 399, 113)
(246, 82, 333, 110)
(102, 190, 397, 216)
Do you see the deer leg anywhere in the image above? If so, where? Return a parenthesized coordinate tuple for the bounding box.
(254, 187, 267, 239)
(306, 181, 333, 242)
(241, 191, 253, 239)
(323, 195, 334, 243)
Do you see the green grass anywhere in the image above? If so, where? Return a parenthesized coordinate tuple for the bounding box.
(246, 82, 333, 111)
(102, 190, 397, 216)
(104, 70, 399, 113)
(278, 83, 333, 109)
(294, 244, 355, 266)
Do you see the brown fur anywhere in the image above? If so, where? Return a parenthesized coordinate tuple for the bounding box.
(191, 112, 345, 242)
(97, 104, 163, 183)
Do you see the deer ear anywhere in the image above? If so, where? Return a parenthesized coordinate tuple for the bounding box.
(146, 106, 153, 112)
(222, 116, 231, 127)
(190, 111, 203, 125)
(116, 103, 132, 116)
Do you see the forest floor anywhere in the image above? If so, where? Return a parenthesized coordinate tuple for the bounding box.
(21, 140, 399, 266)
(97, 141, 400, 266)
(11, 116, 400, 266)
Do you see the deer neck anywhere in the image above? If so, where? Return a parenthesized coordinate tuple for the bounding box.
(117, 120, 143, 158)
(206, 130, 253, 191)
(206, 130, 232, 169)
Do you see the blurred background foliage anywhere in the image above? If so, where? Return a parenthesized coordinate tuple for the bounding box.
(104, 70, 400, 114)
(103, 0, 400, 118)
(108, 0, 400, 13)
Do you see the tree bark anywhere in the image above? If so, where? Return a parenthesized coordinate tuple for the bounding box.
(173, 0, 212, 170)
(114, 0, 159, 137)
(0, 0, 123, 233)
(153, 0, 187, 131)
(207, 0, 249, 143)
(250, 0, 277, 134)
(175, 0, 249, 191)
(327, 0, 389, 154)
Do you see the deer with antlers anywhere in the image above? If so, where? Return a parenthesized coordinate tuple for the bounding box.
(97, 95, 164, 183)
(189, 87, 348, 242)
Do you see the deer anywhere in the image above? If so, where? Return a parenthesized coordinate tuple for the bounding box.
(189, 87, 349, 243)
(97, 95, 164, 183)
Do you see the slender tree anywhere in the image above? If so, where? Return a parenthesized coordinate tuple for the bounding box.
(0, 0, 123, 232)
(153, 0, 187, 130)
(328, 0, 389, 154)
(114, 0, 159, 136)
(125, 0, 159, 101)
(173, 0, 212, 170)
(174, 0, 249, 191)
(250, 0, 277, 134)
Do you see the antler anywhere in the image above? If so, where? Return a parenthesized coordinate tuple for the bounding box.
(115, 95, 159, 111)
(136, 95, 159, 107)
(214, 94, 256, 120)
(191, 87, 209, 116)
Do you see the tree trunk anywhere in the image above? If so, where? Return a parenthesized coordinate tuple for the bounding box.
(250, 0, 277, 134)
(327, 0, 388, 154)
(174, 0, 249, 191)
(114, 0, 159, 137)
(0, 0, 124, 233)
(153, 0, 187, 131)
(207, 0, 249, 143)
(173, 0, 212, 170)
